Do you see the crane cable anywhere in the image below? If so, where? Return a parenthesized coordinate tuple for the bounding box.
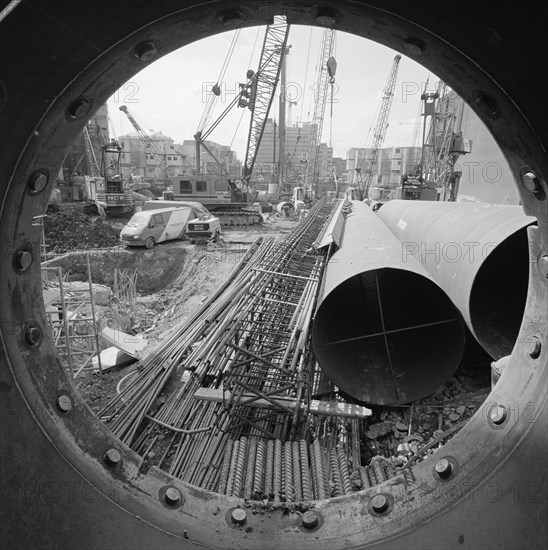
(305, 31, 322, 122)
(197, 29, 241, 133)
(358, 56, 397, 174)
(217, 28, 240, 84)
(328, 34, 337, 149)
(222, 25, 262, 165)
(223, 106, 247, 167)
(299, 26, 314, 124)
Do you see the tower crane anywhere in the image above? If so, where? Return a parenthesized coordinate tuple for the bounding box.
(119, 105, 175, 179)
(350, 54, 401, 201)
(301, 29, 337, 201)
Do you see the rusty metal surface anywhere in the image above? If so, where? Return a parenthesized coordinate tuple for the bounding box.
(376, 200, 536, 359)
(312, 201, 465, 405)
(0, 1, 546, 549)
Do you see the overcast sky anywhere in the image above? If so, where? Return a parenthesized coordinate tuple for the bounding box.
(108, 25, 441, 160)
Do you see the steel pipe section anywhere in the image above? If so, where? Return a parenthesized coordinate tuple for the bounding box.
(312, 201, 465, 405)
(0, 1, 546, 549)
(376, 201, 536, 359)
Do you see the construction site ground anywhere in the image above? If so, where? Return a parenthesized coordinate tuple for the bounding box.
(43, 205, 493, 498)
(42, 208, 299, 407)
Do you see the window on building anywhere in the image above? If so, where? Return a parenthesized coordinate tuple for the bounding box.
(196, 180, 207, 192)
(170, 145, 174, 149)
(179, 180, 192, 194)
(167, 156, 171, 161)
(147, 167, 155, 174)
(395, 148, 401, 153)
(215, 180, 226, 191)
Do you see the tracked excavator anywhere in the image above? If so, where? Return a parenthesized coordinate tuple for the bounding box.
(169, 17, 290, 226)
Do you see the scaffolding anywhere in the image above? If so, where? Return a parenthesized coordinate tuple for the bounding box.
(32, 214, 48, 261)
(42, 254, 103, 378)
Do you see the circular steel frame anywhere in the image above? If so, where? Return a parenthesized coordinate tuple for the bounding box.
(0, 1, 546, 548)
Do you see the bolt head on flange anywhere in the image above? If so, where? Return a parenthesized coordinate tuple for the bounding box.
(103, 448, 122, 466)
(27, 170, 49, 194)
(220, 9, 243, 25)
(403, 36, 426, 55)
(231, 508, 247, 525)
(537, 254, 548, 280)
(371, 494, 389, 514)
(134, 41, 157, 62)
(66, 98, 92, 120)
(473, 91, 500, 118)
(488, 404, 507, 425)
(522, 171, 541, 195)
(302, 510, 319, 529)
(14, 250, 33, 271)
(527, 336, 542, 359)
(56, 395, 72, 413)
(434, 458, 453, 479)
(24, 326, 42, 346)
(164, 487, 182, 506)
(315, 7, 338, 26)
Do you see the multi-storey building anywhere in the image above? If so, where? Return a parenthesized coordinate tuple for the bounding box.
(254, 118, 333, 188)
(346, 146, 421, 198)
(118, 133, 241, 182)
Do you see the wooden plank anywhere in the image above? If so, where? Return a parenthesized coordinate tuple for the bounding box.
(194, 388, 371, 419)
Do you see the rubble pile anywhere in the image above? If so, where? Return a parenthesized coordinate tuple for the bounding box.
(44, 210, 121, 253)
(361, 371, 490, 470)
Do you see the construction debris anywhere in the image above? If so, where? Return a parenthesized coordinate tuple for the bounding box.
(65, 200, 490, 505)
(43, 210, 121, 253)
(100, 327, 148, 359)
(91, 347, 136, 372)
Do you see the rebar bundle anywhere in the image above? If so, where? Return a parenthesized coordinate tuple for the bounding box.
(98, 199, 399, 502)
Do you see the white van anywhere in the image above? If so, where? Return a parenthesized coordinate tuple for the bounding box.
(120, 207, 192, 248)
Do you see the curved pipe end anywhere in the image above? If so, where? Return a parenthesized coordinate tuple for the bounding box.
(312, 268, 465, 406)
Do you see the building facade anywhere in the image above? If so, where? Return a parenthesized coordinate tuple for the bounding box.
(254, 118, 333, 187)
(345, 146, 421, 197)
(118, 133, 241, 182)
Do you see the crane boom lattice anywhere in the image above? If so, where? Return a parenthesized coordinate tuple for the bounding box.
(362, 54, 401, 198)
(304, 29, 336, 194)
(242, 15, 290, 181)
(119, 105, 175, 178)
(83, 127, 101, 178)
(421, 82, 468, 201)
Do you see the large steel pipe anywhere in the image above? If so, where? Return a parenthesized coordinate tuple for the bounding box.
(376, 200, 536, 360)
(312, 201, 465, 406)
